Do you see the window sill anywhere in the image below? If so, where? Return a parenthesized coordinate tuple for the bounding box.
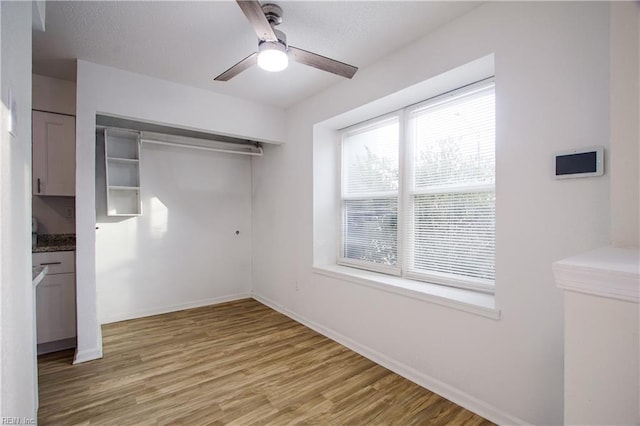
(312, 264, 500, 320)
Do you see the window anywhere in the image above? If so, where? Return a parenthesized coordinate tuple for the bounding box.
(341, 115, 400, 275)
(340, 80, 495, 292)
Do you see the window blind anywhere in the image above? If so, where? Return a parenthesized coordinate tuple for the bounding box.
(406, 84, 495, 289)
(338, 80, 495, 292)
(340, 116, 400, 272)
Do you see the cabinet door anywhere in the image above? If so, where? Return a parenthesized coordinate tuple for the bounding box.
(32, 111, 76, 196)
(35, 273, 77, 344)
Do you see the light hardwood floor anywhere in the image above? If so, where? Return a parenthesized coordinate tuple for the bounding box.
(38, 298, 494, 425)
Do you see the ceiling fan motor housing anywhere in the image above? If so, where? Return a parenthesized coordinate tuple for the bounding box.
(262, 3, 283, 27)
(259, 28, 287, 48)
(259, 4, 287, 50)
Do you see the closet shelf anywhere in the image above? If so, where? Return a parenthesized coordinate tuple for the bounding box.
(108, 185, 140, 191)
(106, 157, 139, 164)
(105, 128, 142, 216)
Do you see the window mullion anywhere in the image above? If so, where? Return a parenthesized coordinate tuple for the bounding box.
(398, 108, 410, 279)
(337, 136, 345, 262)
(342, 191, 398, 201)
(410, 183, 494, 196)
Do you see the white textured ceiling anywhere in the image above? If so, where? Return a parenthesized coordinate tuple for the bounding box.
(33, 1, 480, 109)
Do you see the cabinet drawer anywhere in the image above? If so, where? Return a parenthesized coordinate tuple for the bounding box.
(33, 251, 75, 274)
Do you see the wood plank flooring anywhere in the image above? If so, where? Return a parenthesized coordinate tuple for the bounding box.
(38, 298, 494, 425)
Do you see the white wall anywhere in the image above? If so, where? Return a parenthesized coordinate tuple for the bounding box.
(610, 2, 640, 248)
(251, 2, 611, 424)
(556, 8, 640, 424)
(75, 61, 285, 362)
(32, 196, 75, 235)
(32, 74, 76, 116)
(95, 136, 253, 323)
(0, 1, 36, 419)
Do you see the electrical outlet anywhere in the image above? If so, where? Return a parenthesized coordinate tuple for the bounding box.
(65, 207, 74, 218)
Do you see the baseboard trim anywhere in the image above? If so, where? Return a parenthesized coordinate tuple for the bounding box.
(252, 292, 528, 426)
(73, 346, 103, 364)
(99, 293, 252, 324)
(38, 338, 76, 355)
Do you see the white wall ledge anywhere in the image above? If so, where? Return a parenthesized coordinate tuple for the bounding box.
(313, 264, 500, 320)
(553, 246, 640, 303)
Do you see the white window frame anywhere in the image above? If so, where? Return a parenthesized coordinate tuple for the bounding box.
(338, 112, 402, 277)
(338, 78, 495, 294)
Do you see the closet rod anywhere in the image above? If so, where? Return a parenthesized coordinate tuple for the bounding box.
(141, 139, 263, 156)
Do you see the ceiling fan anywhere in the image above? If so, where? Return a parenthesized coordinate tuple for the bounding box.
(214, 1, 358, 81)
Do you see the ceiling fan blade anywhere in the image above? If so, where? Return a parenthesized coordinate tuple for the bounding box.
(289, 46, 358, 79)
(236, 0, 277, 42)
(213, 52, 258, 81)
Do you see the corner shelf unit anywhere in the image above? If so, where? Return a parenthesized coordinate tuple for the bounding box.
(104, 128, 141, 216)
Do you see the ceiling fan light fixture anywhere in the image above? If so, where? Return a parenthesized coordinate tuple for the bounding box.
(257, 41, 288, 72)
(213, 1, 358, 82)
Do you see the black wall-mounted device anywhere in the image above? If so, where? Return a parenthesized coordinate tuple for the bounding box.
(554, 146, 604, 179)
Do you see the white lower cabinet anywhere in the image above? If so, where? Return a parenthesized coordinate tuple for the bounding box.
(33, 251, 76, 354)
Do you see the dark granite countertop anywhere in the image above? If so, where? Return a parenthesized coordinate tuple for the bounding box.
(32, 233, 76, 253)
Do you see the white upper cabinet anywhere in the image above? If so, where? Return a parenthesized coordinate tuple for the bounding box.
(32, 110, 76, 196)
